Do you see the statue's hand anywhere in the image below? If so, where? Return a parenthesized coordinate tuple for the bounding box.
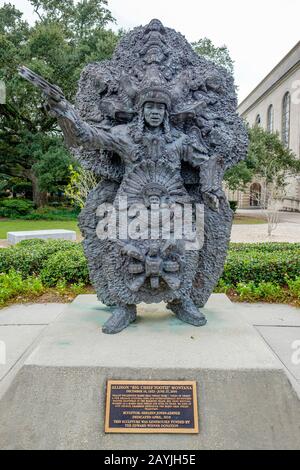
(203, 192, 220, 212)
(44, 95, 77, 122)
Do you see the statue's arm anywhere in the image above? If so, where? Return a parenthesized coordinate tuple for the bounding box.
(18, 66, 121, 151)
(180, 136, 209, 168)
(179, 137, 225, 211)
(46, 96, 124, 153)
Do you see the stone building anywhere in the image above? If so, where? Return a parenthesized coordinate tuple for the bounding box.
(227, 41, 300, 211)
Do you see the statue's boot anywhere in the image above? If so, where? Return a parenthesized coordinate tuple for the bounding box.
(102, 305, 137, 334)
(167, 297, 207, 327)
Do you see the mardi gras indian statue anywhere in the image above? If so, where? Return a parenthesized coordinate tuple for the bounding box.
(19, 20, 248, 334)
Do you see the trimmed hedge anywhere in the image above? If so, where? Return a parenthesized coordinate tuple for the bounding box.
(0, 239, 79, 277)
(223, 249, 300, 286)
(40, 248, 89, 286)
(230, 242, 300, 253)
(0, 240, 299, 290)
(0, 199, 34, 218)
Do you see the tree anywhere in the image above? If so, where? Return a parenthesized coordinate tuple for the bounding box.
(225, 125, 300, 235)
(192, 38, 234, 74)
(0, 1, 118, 206)
(225, 125, 300, 191)
(65, 164, 98, 208)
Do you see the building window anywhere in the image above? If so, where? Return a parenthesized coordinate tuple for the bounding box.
(282, 92, 290, 147)
(255, 114, 261, 126)
(267, 105, 274, 133)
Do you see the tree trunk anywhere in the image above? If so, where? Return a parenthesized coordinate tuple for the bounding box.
(29, 173, 48, 208)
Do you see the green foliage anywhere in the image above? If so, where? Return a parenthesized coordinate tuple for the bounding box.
(229, 242, 300, 253)
(214, 278, 233, 294)
(11, 181, 33, 198)
(22, 205, 79, 220)
(0, 240, 299, 306)
(247, 126, 300, 185)
(222, 248, 300, 286)
(0, 199, 79, 220)
(0, 198, 34, 217)
(225, 125, 300, 191)
(235, 281, 256, 301)
(65, 164, 98, 208)
(55, 278, 67, 294)
(236, 281, 285, 302)
(0, 270, 44, 305)
(54, 278, 87, 296)
(0, 0, 117, 206)
(224, 160, 254, 191)
(192, 37, 234, 74)
(32, 145, 75, 194)
(69, 281, 87, 295)
(229, 201, 238, 213)
(286, 277, 300, 300)
(40, 245, 89, 286)
(0, 239, 78, 277)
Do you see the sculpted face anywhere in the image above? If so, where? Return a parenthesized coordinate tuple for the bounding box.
(143, 101, 166, 127)
(148, 195, 160, 205)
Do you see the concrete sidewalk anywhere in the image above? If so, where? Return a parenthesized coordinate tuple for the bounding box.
(0, 301, 299, 399)
(239, 303, 300, 397)
(0, 304, 65, 399)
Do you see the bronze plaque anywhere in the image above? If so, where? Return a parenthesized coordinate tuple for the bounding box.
(105, 380, 199, 434)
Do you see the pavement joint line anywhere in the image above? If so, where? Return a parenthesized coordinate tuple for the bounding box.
(253, 324, 300, 328)
(0, 325, 47, 386)
(0, 324, 50, 327)
(254, 326, 300, 385)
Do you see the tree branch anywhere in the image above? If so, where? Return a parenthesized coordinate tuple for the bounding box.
(0, 103, 36, 131)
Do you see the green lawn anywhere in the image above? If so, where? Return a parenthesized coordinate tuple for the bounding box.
(233, 216, 266, 225)
(0, 219, 80, 239)
(0, 215, 266, 239)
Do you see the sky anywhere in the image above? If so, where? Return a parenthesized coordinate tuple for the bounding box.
(3, 0, 300, 103)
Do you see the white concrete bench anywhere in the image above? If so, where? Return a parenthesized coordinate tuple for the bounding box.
(7, 230, 77, 245)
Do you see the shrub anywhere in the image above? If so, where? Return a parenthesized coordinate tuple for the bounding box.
(0, 198, 34, 218)
(17, 239, 47, 248)
(1, 240, 299, 305)
(12, 182, 33, 199)
(286, 277, 300, 300)
(23, 206, 79, 220)
(236, 282, 257, 301)
(222, 249, 300, 286)
(254, 282, 285, 302)
(230, 242, 300, 253)
(40, 246, 89, 286)
(214, 279, 233, 294)
(229, 201, 238, 213)
(69, 282, 87, 296)
(0, 239, 79, 277)
(0, 270, 44, 305)
(236, 281, 285, 302)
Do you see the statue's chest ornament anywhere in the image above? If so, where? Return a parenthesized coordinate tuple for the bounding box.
(146, 135, 161, 161)
(131, 136, 177, 167)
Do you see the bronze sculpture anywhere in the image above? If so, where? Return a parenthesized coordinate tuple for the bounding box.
(20, 19, 248, 334)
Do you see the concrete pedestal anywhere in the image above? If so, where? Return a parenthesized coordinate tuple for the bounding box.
(0, 295, 299, 450)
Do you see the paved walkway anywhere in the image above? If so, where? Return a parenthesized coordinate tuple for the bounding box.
(0, 304, 64, 398)
(231, 222, 300, 243)
(232, 209, 300, 243)
(0, 301, 299, 399)
(239, 303, 300, 397)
